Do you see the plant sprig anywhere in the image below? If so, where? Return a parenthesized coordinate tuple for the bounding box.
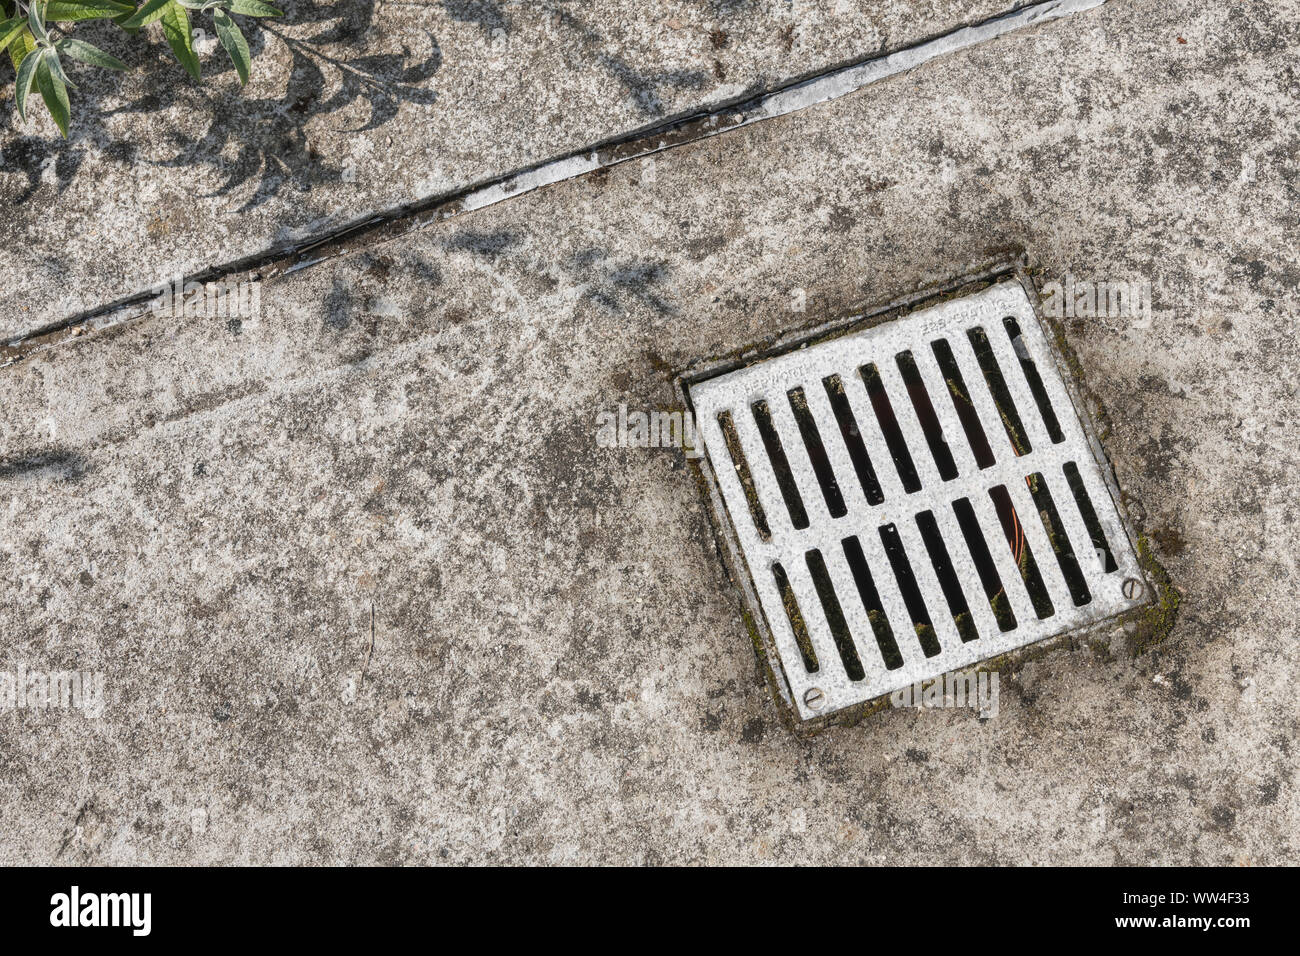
(2, 0, 281, 137)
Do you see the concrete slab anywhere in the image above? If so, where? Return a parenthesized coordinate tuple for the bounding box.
(1, 0, 1009, 341)
(1, 0, 1298, 863)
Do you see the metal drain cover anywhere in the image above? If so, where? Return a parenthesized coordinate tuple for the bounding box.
(686, 275, 1149, 726)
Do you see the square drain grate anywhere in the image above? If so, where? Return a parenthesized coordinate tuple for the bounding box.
(686, 277, 1149, 726)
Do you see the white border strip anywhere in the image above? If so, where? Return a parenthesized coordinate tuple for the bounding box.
(446, 0, 1109, 218)
(751, 0, 1108, 122)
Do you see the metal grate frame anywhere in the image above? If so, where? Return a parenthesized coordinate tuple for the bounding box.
(680, 264, 1154, 728)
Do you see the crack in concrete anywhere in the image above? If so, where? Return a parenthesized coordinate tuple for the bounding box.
(2, 0, 1107, 369)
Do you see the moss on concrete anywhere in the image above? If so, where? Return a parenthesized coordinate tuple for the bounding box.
(1128, 533, 1182, 655)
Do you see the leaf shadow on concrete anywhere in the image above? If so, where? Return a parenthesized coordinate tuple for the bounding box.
(541, 2, 711, 117)
(0, 0, 441, 210)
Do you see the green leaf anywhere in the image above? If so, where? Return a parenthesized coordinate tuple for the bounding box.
(35, 52, 71, 137)
(212, 7, 248, 84)
(8, 23, 35, 71)
(0, 15, 26, 54)
(27, 1, 50, 43)
(226, 0, 280, 17)
(120, 0, 170, 28)
(15, 44, 41, 121)
(160, 0, 199, 80)
(58, 36, 127, 70)
(45, 0, 134, 22)
(45, 46, 75, 88)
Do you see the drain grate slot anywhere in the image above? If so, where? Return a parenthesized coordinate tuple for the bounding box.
(840, 535, 905, 670)
(989, 484, 1056, 620)
(688, 281, 1148, 721)
(788, 387, 848, 518)
(1063, 460, 1118, 574)
(879, 523, 940, 658)
(861, 363, 922, 493)
(805, 549, 865, 681)
(967, 326, 1034, 456)
(1003, 317, 1066, 444)
(751, 400, 810, 530)
(773, 561, 819, 673)
(915, 510, 979, 643)
(952, 496, 1018, 632)
(821, 375, 885, 505)
(1027, 472, 1092, 607)
(931, 338, 997, 470)
(896, 351, 959, 481)
(717, 410, 771, 540)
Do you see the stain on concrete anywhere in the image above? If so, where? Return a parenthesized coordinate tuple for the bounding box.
(0, 448, 87, 481)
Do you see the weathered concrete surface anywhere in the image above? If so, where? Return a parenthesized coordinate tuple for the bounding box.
(0, 0, 1009, 342)
(1, 0, 1298, 863)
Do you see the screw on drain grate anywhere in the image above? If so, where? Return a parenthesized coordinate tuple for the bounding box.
(679, 266, 1155, 730)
